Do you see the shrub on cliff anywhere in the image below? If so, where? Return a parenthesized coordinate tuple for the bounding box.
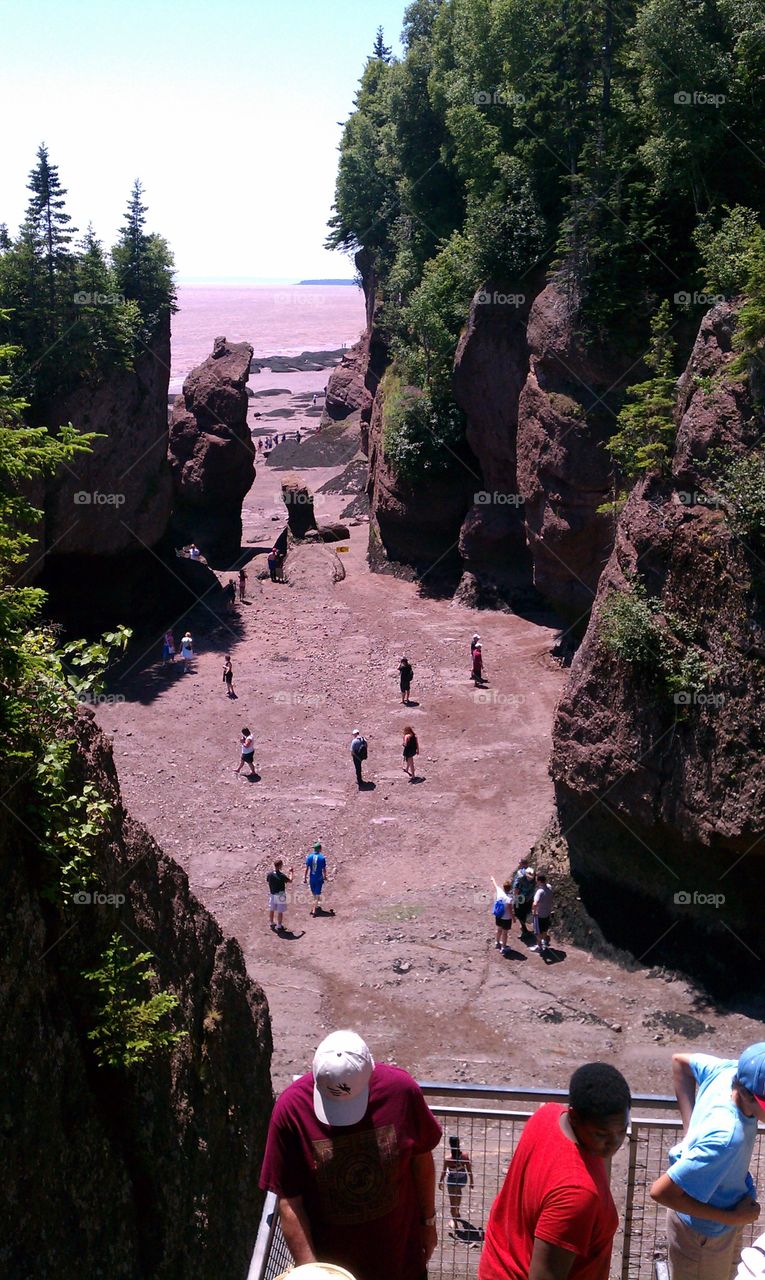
(381, 368, 465, 484)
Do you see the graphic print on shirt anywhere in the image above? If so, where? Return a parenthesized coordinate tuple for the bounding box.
(312, 1124, 399, 1224)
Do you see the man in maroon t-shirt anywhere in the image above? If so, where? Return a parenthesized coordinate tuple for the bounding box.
(479, 1062, 631, 1280)
(260, 1029, 442, 1280)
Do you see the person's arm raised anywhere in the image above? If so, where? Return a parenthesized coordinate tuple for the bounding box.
(671, 1055, 698, 1131)
(278, 1195, 317, 1265)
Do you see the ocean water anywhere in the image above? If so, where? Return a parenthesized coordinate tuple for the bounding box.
(169, 284, 366, 393)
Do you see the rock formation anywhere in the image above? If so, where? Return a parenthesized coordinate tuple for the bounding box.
(515, 284, 626, 621)
(40, 315, 173, 564)
(0, 710, 272, 1276)
(550, 302, 765, 992)
(367, 381, 475, 577)
(282, 474, 318, 538)
(168, 336, 255, 566)
(453, 282, 536, 592)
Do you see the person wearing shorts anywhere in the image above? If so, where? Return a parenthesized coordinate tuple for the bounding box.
(235, 727, 256, 776)
(512, 861, 535, 937)
(491, 875, 513, 955)
(304, 841, 332, 917)
(399, 656, 414, 705)
(439, 1135, 474, 1232)
(268, 858, 293, 932)
(532, 871, 553, 954)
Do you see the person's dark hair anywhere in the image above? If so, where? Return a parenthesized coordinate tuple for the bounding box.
(503, 880, 512, 893)
(569, 1063, 631, 1119)
(242, 726, 250, 735)
(449, 1135, 461, 1155)
(274, 858, 283, 869)
(536, 869, 547, 882)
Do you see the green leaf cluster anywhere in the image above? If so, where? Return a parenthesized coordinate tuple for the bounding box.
(83, 933, 187, 1070)
(599, 581, 716, 708)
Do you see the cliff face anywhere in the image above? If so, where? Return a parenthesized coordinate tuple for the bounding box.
(550, 302, 765, 990)
(453, 283, 535, 590)
(0, 712, 272, 1277)
(167, 336, 255, 566)
(41, 315, 173, 562)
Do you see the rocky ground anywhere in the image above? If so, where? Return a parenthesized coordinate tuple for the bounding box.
(103, 375, 765, 1097)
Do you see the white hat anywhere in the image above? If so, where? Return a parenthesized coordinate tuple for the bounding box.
(312, 1030, 374, 1126)
(525, 867, 535, 879)
(276, 1266, 358, 1279)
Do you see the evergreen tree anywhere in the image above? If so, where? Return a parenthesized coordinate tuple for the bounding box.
(111, 180, 176, 343)
(372, 25, 393, 62)
(0, 225, 11, 253)
(24, 144, 76, 317)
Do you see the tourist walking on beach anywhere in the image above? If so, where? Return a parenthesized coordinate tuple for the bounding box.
(267, 858, 293, 932)
(512, 858, 535, 938)
(234, 726, 256, 776)
(470, 634, 481, 661)
(222, 655, 235, 698)
(471, 643, 485, 685)
(650, 1043, 765, 1280)
(162, 629, 175, 664)
(402, 725, 419, 779)
(225, 579, 237, 609)
(350, 728, 368, 788)
(399, 656, 414, 705)
(439, 1135, 474, 1233)
(491, 875, 514, 954)
(479, 1063, 631, 1280)
(180, 630, 194, 672)
(304, 841, 332, 916)
(268, 548, 279, 582)
(239, 567, 247, 601)
(531, 870, 553, 954)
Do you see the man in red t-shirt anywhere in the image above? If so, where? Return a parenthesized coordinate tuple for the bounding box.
(479, 1062, 631, 1280)
(260, 1029, 442, 1280)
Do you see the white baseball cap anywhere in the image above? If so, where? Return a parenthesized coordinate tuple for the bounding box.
(312, 1030, 374, 1126)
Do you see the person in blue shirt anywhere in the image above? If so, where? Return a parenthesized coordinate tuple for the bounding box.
(303, 841, 331, 917)
(651, 1044, 765, 1280)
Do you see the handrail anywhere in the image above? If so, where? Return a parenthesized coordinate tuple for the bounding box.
(420, 1081, 679, 1110)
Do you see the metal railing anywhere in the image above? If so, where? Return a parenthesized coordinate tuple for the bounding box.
(248, 1083, 765, 1280)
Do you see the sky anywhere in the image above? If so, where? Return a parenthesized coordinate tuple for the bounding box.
(0, 0, 408, 282)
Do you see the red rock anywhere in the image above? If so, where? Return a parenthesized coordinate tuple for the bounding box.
(168, 336, 255, 565)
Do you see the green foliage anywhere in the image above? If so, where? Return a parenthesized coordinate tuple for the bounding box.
(715, 451, 765, 540)
(0, 156, 175, 408)
(600, 582, 717, 707)
(605, 302, 678, 480)
(83, 933, 187, 1070)
(694, 205, 762, 297)
(731, 228, 765, 376)
(381, 368, 465, 485)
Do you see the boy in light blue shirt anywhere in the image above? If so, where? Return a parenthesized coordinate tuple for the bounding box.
(651, 1044, 765, 1280)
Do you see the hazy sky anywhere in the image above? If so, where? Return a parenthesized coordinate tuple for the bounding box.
(1, 0, 407, 281)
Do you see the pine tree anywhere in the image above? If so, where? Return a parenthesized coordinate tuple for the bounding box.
(111, 180, 175, 343)
(372, 26, 393, 62)
(24, 144, 76, 316)
(0, 225, 11, 252)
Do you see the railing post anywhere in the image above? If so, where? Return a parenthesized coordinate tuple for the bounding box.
(622, 1125, 641, 1280)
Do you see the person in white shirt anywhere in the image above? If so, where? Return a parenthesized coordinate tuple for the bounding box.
(531, 871, 554, 954)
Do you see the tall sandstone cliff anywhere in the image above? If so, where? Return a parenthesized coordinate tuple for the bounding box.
(168, 337, 255, 566)
(0, 712, 272, 1277)
(551, 302, 765, 989)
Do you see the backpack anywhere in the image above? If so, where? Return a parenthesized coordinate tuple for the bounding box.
(493, 898, 507, 920)
(357, 737, 368, 760)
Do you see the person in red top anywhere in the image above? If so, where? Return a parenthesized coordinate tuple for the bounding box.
(479, 1062, 631, 1280)
(260, 1029, 442, 1280)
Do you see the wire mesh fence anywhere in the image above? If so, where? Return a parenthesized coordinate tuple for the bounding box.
(248, 1086, 765, 1280)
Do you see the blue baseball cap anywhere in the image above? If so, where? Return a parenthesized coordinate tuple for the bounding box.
(738, 1043, 765, 1106)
